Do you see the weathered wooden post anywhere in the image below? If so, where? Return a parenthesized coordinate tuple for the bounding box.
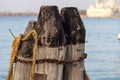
(13, 6, 66, 80)
(61, 7, 87, 80)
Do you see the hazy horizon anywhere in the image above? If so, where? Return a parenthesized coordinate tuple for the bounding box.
(0, 0, 120, 12)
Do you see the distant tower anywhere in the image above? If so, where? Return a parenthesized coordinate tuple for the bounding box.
(96, 0, 102, 3)
(107, 0, 117, 3)
(106, 0, 118, 8)
(96, 0, 104, 8)
(108, 0, 115, 2)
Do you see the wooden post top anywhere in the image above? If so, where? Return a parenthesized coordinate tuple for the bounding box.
(61, 7, 86, 44)
(18, 6, 66, 58)
(38, 6, 60, 23)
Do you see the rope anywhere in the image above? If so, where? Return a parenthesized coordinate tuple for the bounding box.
(7, 34, 22, 80)
(6, 30, 38, 80)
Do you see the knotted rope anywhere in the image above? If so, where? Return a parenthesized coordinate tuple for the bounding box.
(6, 30, 38, 80)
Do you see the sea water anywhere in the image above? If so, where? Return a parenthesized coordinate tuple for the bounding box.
(83, 18, 120, 80)
(0, 16, 120, 80)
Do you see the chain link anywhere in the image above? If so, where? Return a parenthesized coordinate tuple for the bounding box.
(15, 53, 87, 65)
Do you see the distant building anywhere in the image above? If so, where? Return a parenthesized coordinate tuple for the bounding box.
(86, 0, 120, 17)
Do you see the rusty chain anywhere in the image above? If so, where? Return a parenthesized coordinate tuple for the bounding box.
(14, 53, 87, 65)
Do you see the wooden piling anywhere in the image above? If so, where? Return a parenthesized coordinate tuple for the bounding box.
(13, 6, 66, 80)
(7, 5, 88, 80)
(61, 7, 86, 80)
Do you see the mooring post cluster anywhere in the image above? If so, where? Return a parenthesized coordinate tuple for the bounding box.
(7, 6, 89, 80)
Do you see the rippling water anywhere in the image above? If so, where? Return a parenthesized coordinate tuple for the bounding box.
(83, 18, 120, 80)
(0, 16, 120, 80)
